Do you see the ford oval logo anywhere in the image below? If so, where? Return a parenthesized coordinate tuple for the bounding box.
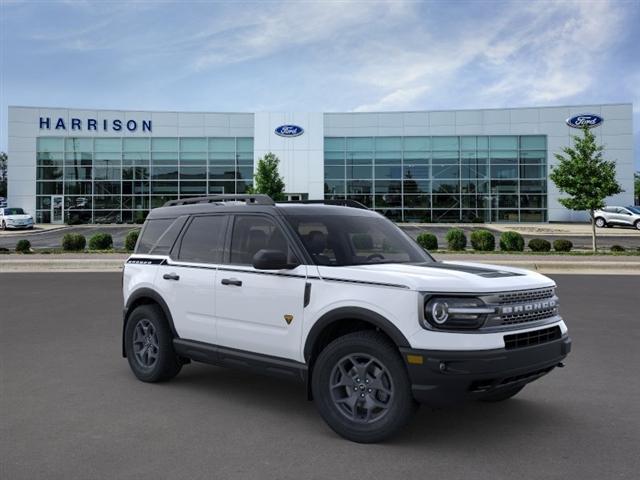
(275, 125, 304, 137)
(566, 114, 603, 129)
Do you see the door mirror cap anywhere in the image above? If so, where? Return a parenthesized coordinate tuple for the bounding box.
(252, 249, 293, 270)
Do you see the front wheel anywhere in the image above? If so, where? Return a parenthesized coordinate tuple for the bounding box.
(1, 221, 5, 231)
(124, 304, 182, 382)
(595, 217, 606, 228)
(311, 331, 417, 443)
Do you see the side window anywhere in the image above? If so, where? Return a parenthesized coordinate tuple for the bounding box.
(177, 215, 227, 264)
(229, 215, 295, 265)
(294, 221, 337, 265)
(137, 219, 173, 254)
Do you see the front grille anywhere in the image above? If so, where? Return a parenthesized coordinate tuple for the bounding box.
(497, 287, 555, 305)
(487, 287, 558, 327)
(504, 326, 561, 350)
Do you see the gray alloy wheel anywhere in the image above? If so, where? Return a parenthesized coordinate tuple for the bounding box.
(1, 221, 5, 230)
(124, 303, 182, 383)
(595, 217, 606, 228)
(330, 353, 395, 424)
(132, 319, 160, 369)
(312, 330, 417, 443)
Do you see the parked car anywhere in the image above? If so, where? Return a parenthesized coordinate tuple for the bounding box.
(0, 207, 34, 230)
(594, 206, 640, 230)
(122, 195, 571, 443)
(0, 197, 7, 208)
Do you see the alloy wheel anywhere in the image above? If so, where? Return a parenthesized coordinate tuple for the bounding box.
(329, 353, 394, 424)
(132, 319, 159, 368)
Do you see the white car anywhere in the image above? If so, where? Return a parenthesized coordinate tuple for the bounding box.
(0, 207, 34, 230)
(122, 195, 571, 443)
(594, 206, 640, 230)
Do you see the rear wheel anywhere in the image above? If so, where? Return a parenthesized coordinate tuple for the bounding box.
(311, 331, 417, 443)
(595, 217, 606, 228)
(635, 220, 640, 230)
(124, 304, 182, 382)
(478, 385, 524, 402)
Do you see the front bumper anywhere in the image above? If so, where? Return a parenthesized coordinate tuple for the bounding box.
(400, 334, 571, 406)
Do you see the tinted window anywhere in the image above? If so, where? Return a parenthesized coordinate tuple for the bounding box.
(229, 215, 295, 265)
(285, 213, 433, 266)
(136, 216, 186, 254)
(178, 215, 227, 264)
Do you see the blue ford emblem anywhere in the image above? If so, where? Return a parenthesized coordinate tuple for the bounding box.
(566, 114, 603, 129)
(275, 125, 304, 137)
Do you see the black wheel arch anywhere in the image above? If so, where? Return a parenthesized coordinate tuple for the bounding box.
(122, 288, 178, 357)
(304, 307, 410, 363)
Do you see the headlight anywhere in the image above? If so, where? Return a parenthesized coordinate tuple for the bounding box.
(423, 297, 495, 330)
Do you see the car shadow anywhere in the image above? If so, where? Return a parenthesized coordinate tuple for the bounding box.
(161, 362, 570, 446)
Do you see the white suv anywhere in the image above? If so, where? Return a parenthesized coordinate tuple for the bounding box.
(122, 195, 571, 443)
(0, 207, 34, 230)
(594, 206, 640, 230)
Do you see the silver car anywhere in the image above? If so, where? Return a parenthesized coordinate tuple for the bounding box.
(594, 206, 640, 230)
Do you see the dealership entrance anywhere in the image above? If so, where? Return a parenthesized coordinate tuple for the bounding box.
(51, 195, 64, 224)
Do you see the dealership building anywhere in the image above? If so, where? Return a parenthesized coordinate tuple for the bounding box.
(6, 103, 634, 224)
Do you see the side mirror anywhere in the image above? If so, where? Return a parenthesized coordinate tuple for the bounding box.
(252, 249, 292, 270)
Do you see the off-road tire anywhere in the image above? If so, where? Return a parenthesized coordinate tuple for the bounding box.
(311, 331, 417, 443)
(124, 304, 182, 382)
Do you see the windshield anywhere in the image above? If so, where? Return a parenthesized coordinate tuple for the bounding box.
(626, 206, 640, 214)
(3, 208, 25, 215)
(285, 213, 433, 266)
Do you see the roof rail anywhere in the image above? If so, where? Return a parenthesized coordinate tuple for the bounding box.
(277, 199, 369, 210)
(163, 194, 274, 207)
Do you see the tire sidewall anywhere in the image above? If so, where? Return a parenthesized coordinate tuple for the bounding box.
(124, 304, 179, 382)
(311, 332, 415, 443)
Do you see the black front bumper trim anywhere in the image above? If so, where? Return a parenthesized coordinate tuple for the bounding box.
(399, 334, 571, 406)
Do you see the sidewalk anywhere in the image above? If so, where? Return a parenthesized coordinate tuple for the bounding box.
(1, 253, 638, 274)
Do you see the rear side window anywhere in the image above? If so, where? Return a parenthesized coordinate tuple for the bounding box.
(136, 217, 187, 255)
(177, 215, 227, 264)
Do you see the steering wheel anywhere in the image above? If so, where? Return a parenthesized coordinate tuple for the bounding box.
(366, 253, 385, 262)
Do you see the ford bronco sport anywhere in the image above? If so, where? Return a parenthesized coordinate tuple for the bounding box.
(122, 195, 571, 443)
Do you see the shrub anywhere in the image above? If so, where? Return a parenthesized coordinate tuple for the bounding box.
(553, 239, 573, 252)
(470, 229, 495, 251)
(445, 228, 467, 251)
(0, 247, 10, 254)
(416, 232, 438, 251)
(88, 232, 113, 250)
(610, 244, 625, 252)
(528, 238, 551, 252)
(125, 230, 140, 251)
(62, 233, 86, 251)
(499, 231, 525, 252)
(15, 239, 31, 253)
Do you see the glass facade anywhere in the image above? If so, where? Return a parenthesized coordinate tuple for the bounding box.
(324, 135, 547, 222)
(36, 137, 254, 223)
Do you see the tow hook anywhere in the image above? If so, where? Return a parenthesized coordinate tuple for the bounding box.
(557, 362, 565, 368)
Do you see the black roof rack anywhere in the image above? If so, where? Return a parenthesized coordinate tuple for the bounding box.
(277, 199, 369, 210)
(163, 194, 274, 207)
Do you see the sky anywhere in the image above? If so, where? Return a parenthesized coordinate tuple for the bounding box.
(1, 0, 639, 167)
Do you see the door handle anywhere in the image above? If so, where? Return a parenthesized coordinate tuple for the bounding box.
(221, 278, 242, 287)
(163, 273, 180, 281)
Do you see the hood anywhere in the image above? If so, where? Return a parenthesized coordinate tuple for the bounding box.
(316, 261, 554, 293)
(4, 214, 32, 220)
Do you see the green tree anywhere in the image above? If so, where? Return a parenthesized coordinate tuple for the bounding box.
(0, 152, 7, 198)
(248, 152, 286, 201)
(634, 171, 640, 205)
(550, 127, 623, 252)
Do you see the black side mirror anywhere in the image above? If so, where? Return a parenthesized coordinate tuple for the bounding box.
(252, 249, 292, 270)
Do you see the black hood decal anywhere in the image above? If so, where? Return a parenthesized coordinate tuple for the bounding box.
(415, 261, 524, 278)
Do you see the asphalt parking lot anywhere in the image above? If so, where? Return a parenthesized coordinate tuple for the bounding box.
(1, 273, 639, 480)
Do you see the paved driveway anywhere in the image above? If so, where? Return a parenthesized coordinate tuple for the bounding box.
(2, 273, 639, 479)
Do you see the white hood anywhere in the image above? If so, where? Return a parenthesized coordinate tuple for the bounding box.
(317, 261, 554, 293)
(4, 214, 33, 221)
